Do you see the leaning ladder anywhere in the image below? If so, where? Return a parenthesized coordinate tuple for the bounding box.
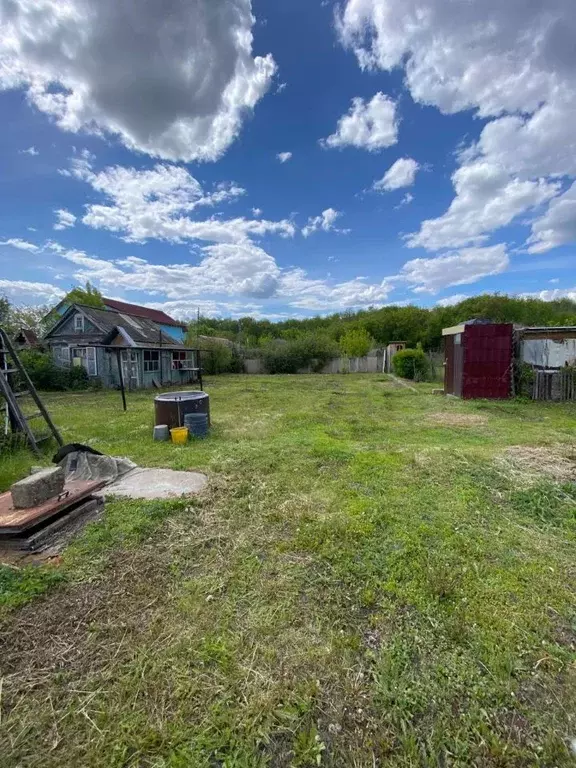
(0, 326, 63, 456)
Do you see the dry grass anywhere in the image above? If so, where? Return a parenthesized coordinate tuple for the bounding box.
(496, 444, 576, 485)
(425, 411, 488, 427)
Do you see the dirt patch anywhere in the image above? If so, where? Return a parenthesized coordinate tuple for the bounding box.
(426, 412, 488, 428)
(496, 445, 576, 485)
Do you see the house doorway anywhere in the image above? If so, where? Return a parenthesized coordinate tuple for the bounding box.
(121, 350, 139, 389)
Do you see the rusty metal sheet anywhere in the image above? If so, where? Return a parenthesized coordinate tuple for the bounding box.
(0, 480, 105, 535)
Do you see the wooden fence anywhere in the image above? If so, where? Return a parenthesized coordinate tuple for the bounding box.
(532, 369, 576, 401)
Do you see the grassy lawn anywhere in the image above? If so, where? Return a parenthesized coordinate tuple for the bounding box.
(1, 374, 576, 766)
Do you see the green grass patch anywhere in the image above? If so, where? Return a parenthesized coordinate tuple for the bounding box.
(1, 375, 575, 766)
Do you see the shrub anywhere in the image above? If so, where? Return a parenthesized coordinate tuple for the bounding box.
(339, 327, 374, 358)
(67, 365, 91, 390)
(516, 362, 535, 397)
(200, 341, 243, 375)
(261, 334, 338, 374)
(18, 350, 90, 391)
(392, 348, 429, 381)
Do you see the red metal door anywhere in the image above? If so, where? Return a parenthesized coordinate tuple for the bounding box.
(462, 324, 513, 399)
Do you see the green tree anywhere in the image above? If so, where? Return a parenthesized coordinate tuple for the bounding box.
(43, 282, 105, 331)
(339, 327, 374, 357)
(64, 282, 105, 308)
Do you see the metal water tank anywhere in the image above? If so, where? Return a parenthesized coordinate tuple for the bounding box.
(154, 391, 210, 430)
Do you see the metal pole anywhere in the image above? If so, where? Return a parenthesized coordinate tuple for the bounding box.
(116, 349, 127, 411)
(198, 349, 203, 391)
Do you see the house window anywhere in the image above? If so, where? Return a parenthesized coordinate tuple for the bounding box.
(172, 350, 195, 370)
(74, 314, 84, 332)
(53, 346, 70, 367)
(71, 347, 97, 376)
(143, 350, 160, 372)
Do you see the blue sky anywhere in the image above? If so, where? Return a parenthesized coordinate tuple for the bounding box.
(0, 0, 575, 320)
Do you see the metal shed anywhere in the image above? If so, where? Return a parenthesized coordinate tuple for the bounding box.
(442, 320, 513, 399)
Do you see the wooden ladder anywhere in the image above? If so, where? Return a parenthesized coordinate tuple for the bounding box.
(0, 327, 63, 456)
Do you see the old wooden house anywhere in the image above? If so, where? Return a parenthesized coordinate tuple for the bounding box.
(44, 301, 197, 389)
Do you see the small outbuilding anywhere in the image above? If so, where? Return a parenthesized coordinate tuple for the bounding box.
(518, 326, 576, 401)
(384, 341, 407, 373)
(442, 320, 513, 399)
(13, 328, 41, 350)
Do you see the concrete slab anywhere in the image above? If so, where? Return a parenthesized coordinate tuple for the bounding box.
(103, 468, 207, 500)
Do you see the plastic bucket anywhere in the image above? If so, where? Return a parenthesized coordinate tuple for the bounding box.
(153, 424, 170, 442)
(170, 426, 189, 445)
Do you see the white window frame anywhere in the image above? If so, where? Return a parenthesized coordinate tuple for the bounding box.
(53, 345, 70, 367)
(143, 350, 160, 373)
(171, 350, 195, 370)
(74, 313, 84, 332)
(71, 346, 97, 376)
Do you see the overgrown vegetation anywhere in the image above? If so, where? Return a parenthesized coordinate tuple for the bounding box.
(260, 333, 338, 373)
(392, 347, 430, 380)
(338, 327, 374, 357)
(200, 339, 244, 375)
(1, 378, 576, 766)
(187, 293, 576, 351)
(18, 349, 91, 391)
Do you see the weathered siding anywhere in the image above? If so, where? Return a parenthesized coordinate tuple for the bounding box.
(521, 338, 576, 369)
(51, 311, 101, 337)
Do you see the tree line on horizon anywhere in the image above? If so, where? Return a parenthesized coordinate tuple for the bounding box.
(187, 294, 576, 352)
(2, 287, 575, 353)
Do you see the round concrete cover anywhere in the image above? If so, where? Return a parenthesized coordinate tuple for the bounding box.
(104, 468, 207, 500)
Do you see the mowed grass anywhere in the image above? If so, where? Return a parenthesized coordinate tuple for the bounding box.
(1, 374, 576, 766)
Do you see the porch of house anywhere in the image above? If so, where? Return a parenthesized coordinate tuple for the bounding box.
(49, 344, 199, 390)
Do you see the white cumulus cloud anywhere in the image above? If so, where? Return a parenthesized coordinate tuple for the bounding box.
(407, 162, 558, 251)
(400, 244, 509, 294)
(436, 294, 469, 307)
(520, 287, 576, 302)
(527, 182, 576, 254)
(277, 152, 293, 163)
(0, 238, 40, 252)
(337, 0, 576, 254)
(302, 208, 348, 238)
(374, 158, 419, 191)
(0, 279, 64, 302)
(20, 146, 38, 156)
(0, 0, 276, 163)
(46, 239, 391, 313)
(65, 158, 294, 244)
(54, 208, 76, 231)
(321, 92, 398, 151)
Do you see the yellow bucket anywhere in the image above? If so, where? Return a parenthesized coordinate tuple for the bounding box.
(170, 426, 189, 445)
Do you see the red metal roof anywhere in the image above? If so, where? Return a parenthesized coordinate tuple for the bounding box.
(102, 298, 186, 328)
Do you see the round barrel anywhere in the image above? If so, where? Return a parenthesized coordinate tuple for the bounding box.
(184, 412, 209, 438)
(154, 391, 210, 430)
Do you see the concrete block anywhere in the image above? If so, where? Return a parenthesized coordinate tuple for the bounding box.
(11, 467, 65, 509)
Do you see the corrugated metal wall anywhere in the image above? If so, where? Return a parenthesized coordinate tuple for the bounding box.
(462, 324, 513, 399)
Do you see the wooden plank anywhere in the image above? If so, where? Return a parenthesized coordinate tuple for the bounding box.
(0, 480, 105, 535)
